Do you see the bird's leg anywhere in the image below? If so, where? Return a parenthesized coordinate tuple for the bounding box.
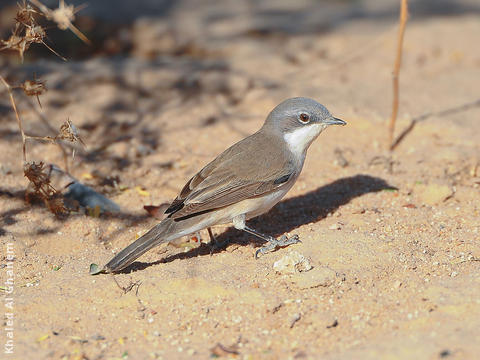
(207, 227, 216, 243)
(242, 226, 300, 258)
(207, 227, 230, 254)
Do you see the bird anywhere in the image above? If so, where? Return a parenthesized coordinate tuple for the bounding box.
(103, 97, 346, 273)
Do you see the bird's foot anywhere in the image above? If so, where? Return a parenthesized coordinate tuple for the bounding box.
(255, 234, 301, 258)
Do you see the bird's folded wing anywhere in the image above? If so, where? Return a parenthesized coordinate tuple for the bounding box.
(166, 170, 293, 220)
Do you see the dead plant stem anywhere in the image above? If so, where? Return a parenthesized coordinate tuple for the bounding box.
(388, 0, 409, 150)
(1, 75, 27, 163)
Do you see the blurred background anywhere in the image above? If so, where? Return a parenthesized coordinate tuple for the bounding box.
(2, 0, 480, 60)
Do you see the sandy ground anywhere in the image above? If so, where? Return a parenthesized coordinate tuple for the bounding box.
(1, 0, 480, 359)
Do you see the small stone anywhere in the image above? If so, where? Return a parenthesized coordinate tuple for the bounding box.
(273, 251, 312, 274)
(290, 266, 337, 289)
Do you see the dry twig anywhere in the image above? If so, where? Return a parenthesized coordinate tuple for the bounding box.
(0, 75, 27, 163)
(24, 118, 86, 171)
(29, 0, 91, 45)
(388, 0, 409, 150)
(0, 73, 82, 168)
(390, 98, 480, 150)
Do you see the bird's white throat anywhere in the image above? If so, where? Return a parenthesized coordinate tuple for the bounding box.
(284, 124, 323, 157)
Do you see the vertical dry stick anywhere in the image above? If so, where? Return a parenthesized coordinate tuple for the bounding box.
(388, 0, 409, 149)
(0, 75, 27, 163)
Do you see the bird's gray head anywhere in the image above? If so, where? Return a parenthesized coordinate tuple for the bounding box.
(262, 97, 346, 156)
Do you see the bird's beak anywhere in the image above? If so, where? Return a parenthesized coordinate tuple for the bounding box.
(324, 116, 346, 126)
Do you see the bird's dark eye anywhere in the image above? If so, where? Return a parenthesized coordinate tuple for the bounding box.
(299, 113, 310, 123)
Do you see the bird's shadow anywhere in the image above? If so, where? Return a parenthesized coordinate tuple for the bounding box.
(116, 174, 396, 273)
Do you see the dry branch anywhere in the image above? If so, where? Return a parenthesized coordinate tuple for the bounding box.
(0, 75, 27, 163)
(0, 73, 83, 170)
(388, 0, 409, 150)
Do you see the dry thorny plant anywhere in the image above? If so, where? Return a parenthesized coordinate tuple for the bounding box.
(29, 0, 91, 45)
(24, 161, 69, 215)
(0, 0, 89, 215)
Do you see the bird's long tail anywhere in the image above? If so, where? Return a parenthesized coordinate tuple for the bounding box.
(104, 218, 176, 273)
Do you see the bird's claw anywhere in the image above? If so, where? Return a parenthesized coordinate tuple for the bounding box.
(254, 234, 301, 258)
